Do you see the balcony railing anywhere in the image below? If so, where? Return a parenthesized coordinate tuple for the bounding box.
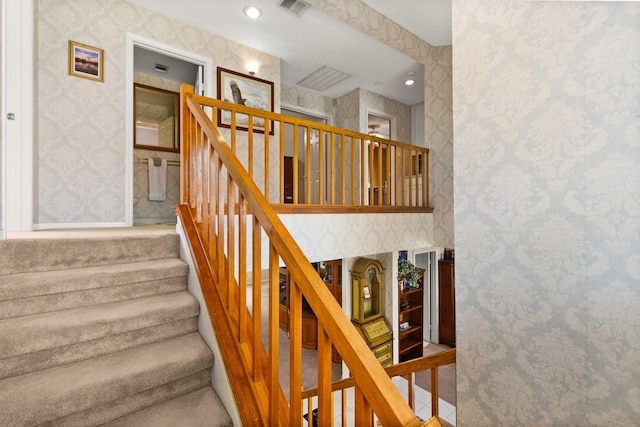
(188, 89, 431, 213)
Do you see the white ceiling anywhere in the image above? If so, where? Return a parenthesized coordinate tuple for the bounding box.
(127, 0, 452, 107)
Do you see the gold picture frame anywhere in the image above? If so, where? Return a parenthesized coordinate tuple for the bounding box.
(68, 40, 104, 82)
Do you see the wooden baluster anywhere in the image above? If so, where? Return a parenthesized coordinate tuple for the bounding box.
(431, 367, 439, 418)
(279, 120, 285, 204)
(264, 119, 270, 202)
(247, 114, 254, 179)
(306, 396, 314, 426)
(305, 126, 311, 204)
(341, 389, 347, 426)
(317, 325, 333, 426)
(424, 150, 429, 207)
(413, 148, 418, 206)
(354, 386, 373, 426)
(407, 373, 415, 410)
(230, 111, 237, 152)
(400, 146, 405, 206)
(209, 150, 219, 264)
(373, 141, 384, 206)
(383, 143, 389, 205)
(360, 137, 366, 206)
(318, 129, 324, 205)
(226, 173, 236, 325)
(393, 146, 402, 206)
(329, 132, 335, 204)
(201, 134, 210, 244)
(340, 135, 346, 205)
(268, 245, 280, 425)
(238, 194, 248, 344)
(216, 157, 226, 303)
(293, 124, 299, 204)
(289, 280, 302, 425)
(368, 137, 375, 206)
(251, 216, 262, 380)
(350, 137, 357, 206)
(195, 124, 202, 222)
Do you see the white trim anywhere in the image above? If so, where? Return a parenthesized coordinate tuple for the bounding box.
(4, 0, 34, 233)
(280, 102, 334, 126)
(411, 248, 439, 343)
(34, 222, 128, 230)
(1, 0, 7, 239)
(125, 33, 213, 226)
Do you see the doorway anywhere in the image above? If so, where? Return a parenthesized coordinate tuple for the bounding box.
(412, 249, 438, 344)
(280, 106, 329, 204)
(125, 35, 212, 226)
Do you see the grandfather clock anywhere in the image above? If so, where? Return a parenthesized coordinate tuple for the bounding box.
(351, 258, 393, 367)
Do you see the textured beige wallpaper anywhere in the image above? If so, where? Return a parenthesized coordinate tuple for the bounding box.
(37, 0, 279, 224)
(454, 1, 640, 425)
(307, 0, 454, 248)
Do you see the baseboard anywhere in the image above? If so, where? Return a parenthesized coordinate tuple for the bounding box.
(33, 221, 128, 230)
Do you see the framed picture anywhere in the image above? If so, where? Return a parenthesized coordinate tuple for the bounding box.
(68, 40, 104, 82)
(216, 67, 274, 134)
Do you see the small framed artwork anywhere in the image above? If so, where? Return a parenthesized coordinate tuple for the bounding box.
(68, 40, 104, 82)
(216, 67, 274, 134)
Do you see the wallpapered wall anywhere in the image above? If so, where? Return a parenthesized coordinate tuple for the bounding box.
(454, 1, 640, 425)
(280, 83, 336, 119)
(37, 0, 280, 225)
(307, 0, 455, 248)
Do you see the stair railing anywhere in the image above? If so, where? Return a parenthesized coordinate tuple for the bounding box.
(302, 349, 456, 425)
(178, 84, 426, 426)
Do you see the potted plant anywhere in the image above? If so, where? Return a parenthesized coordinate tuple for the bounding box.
(398, 258, 421, 289)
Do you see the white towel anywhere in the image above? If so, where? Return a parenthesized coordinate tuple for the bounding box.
(148, 158, 167, 201)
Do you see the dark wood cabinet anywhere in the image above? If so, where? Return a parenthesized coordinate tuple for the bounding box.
(398, 268, 425, 362)
(279, 260, 342, 354)
(438, 260, 455, 347)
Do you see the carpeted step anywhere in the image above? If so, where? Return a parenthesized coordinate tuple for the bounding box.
(0, 332, 214, 426)
(0, 233, 181, 276)
(0, 258, 189, 319)
(50, 370, 213, 427)
(0, 317, 197, 381)
(103, 387, 233, 427)
(0, 292, 199, 361)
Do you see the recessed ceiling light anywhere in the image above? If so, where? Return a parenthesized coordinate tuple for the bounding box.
(404, 79, 415, 86)
(243, 5, 262, 19)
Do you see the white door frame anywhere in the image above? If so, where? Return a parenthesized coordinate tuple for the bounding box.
(125, 34, 213, 226)
(411, 248, 439, 343)
(2, 0, 34, 236)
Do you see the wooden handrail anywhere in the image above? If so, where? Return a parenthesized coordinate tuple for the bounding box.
(178, 84, 427, 425)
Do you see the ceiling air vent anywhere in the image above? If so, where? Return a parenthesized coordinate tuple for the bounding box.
(278, 0, 310, 17)
(296, 65, 351, 92)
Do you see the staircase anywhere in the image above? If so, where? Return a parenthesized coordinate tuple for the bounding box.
(0, 230, 232, 426)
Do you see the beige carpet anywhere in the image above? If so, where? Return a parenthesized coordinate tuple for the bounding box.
(415, 342, 456, 406)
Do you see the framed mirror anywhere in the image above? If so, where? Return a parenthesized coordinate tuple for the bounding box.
(134, 83, 179, 152)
